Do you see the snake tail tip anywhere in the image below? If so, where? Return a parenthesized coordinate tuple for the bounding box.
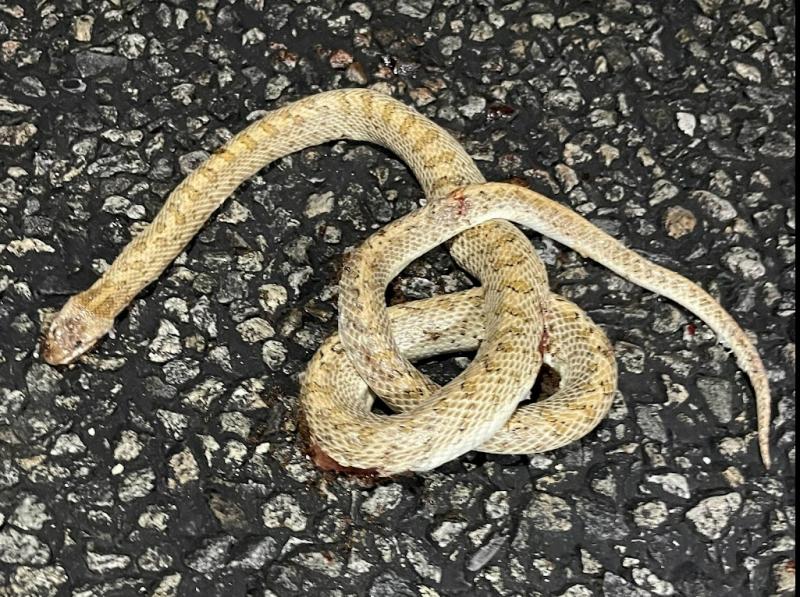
(760, 447, 772, 471)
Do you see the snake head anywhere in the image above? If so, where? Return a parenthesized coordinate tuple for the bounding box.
(41, 296, 113, 365)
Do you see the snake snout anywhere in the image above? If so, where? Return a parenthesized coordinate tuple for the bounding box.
(41, 323, 90, 365)
(41, 296, 109, 365)
(41, 336, 72, 366)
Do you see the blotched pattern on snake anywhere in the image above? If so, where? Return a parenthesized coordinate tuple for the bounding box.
(41, 89, 771, 475)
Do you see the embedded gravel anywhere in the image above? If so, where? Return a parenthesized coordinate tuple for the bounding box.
(0, 1, 795, 596)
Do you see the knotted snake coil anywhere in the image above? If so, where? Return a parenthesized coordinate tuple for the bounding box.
(41, 89, 771, 476)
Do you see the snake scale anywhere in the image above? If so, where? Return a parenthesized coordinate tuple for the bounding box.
(41, 89, 771, 475)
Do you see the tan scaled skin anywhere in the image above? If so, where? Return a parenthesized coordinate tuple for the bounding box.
(41, 89, 772, 472)
(307, 184, 770, 473)
(303, 288, 617, 471)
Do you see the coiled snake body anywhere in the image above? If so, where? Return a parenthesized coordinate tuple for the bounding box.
(41, 89, 771, 475)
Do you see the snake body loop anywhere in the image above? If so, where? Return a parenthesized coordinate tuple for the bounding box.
(41, 89, 772, 473)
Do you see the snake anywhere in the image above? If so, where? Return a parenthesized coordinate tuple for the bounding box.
(40, 88, 772, 475)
